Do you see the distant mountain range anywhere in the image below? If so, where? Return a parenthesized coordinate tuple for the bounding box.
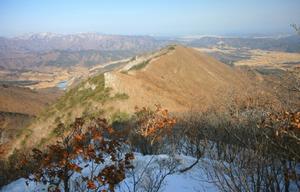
(0, 33, 299, 70)
(0, 33, 165, 53)
(1, 33, 299, 53)
(183, 35, 300, 52)
(0, 33, 167, 70)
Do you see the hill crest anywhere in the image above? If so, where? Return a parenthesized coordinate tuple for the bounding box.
(104, 45, 249, 112)
(5, 45, 267, 156)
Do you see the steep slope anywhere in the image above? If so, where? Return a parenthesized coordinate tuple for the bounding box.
(0, 85, 62, 116)
(0, 112, 33, 154)
(5, 74, 130, 155)
(104, 45, 249, 112)
(0, 85, 62, 157)
(6, 45, 265, 156)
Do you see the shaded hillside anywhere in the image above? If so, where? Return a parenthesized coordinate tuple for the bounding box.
(0, 84, 63, 157)
(0, 85, 62, 116)
(5, 73, 131, 155)
(0, 112, 33, 155)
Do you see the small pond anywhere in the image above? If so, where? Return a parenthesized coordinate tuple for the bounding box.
(56, 80, 68, 90)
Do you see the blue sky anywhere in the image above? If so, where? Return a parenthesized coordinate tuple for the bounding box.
(0, 0, 300, 37)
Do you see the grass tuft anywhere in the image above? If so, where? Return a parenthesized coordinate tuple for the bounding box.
(129, 59, 150, 71)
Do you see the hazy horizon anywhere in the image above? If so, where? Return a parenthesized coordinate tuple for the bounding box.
(1, 0, 300, 37)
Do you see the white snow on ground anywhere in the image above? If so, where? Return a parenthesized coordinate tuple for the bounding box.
(163, 169, 217, 192)
(1, 178, 48, 192)
(1, 154, 218, 192)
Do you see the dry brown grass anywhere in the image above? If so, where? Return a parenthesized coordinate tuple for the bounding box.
(0, 85, 62, 116)
(235, 49, 300, 69)
(4, 45, 280, 158)
(104, 45, 253, 113)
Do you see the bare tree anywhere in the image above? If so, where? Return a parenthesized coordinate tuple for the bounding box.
(120, 155, 179, 192)
(291, 24, 300, 35)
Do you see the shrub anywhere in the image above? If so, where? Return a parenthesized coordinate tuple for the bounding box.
(110, 111, 130, 124)
(177, 108, 300, 192)
(168, 45, 175, 50)
(129, 105, 176, 155)
(19, 117, 134, 192)
(129, 59, 150, 71)
(113, 93, 129, 100)
(0, 149, 33, 188)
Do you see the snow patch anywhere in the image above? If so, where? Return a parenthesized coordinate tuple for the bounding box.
(1, 154, 219, 192)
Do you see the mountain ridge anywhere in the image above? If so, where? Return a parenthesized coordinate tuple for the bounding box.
(2, 45, 283, 158)
(103, 45, 252, 113)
